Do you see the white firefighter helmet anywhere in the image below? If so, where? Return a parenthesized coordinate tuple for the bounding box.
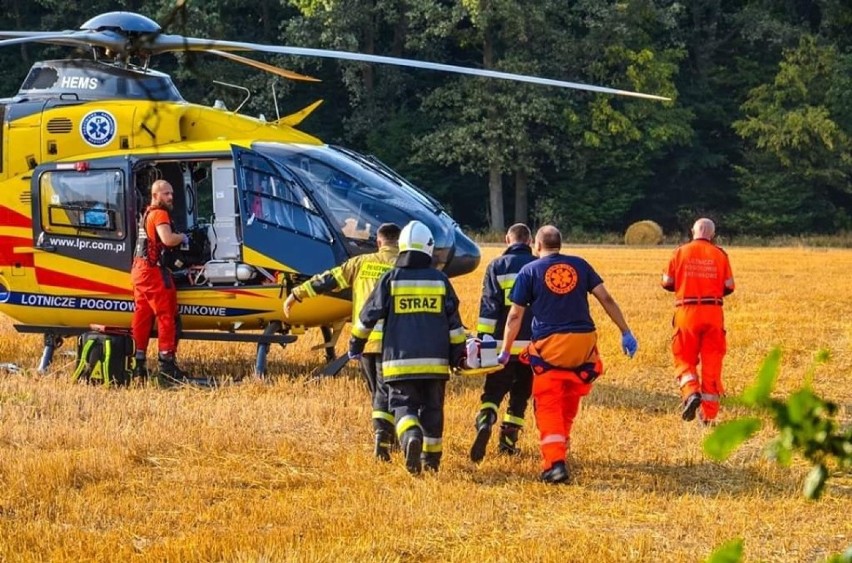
(399, 220, 435, 257)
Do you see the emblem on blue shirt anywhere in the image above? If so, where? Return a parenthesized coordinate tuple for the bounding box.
(80, 110, 116, 147)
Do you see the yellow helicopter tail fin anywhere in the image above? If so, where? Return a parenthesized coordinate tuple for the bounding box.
(277, 100, 324, 127)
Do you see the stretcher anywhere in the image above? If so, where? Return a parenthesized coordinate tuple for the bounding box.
(454, 365, 505, 377)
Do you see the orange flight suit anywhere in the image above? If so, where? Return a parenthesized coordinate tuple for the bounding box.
(661, 239, 735, 421)
(131, 207, 179, 355)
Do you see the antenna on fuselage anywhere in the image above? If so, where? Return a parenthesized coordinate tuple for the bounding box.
(271, 80, 281, 121)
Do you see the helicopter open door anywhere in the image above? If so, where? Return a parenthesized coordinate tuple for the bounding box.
(231, 146, 342, 275)
(30, 158, 133, 298)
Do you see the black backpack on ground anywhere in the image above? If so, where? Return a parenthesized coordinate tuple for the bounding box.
(72, 329, 135, 387)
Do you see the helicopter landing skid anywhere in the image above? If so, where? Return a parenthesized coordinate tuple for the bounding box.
(15, 325, 297, 373)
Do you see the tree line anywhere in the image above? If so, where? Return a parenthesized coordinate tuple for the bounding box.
(1, 0, 849, 236)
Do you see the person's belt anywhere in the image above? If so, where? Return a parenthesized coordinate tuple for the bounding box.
(676, 297, 723, 307)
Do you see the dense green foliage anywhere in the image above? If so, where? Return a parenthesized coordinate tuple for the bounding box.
(2, 0, 849, 235)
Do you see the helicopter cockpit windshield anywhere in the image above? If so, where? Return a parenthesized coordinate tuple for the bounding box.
(253, 143, 455, 258)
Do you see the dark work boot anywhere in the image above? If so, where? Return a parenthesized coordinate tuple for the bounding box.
(540, 461, 570, 485)
(469, 409, 497, 463)
(401, 428, 423, 475)
(681, 392, 702, 421)
(156, 353, 191, 387)
(423, 452, 442, 473)
(374, 429, 393, 462)
(131, 357, 148, 385)
(498, 423, 522, 456)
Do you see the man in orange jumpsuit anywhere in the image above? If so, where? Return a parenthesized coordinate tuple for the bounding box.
(661, 218, 735, 423)
(499, 226, 637, 484)
(131, 179, 191, 384)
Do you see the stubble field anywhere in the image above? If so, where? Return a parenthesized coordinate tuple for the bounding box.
(0, 245, 850, 562)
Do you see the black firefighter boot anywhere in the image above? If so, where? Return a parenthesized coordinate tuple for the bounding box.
(498, 423, 522, 456)
(374, 426, 394, 462)
(423, 451, 442, 473)
(400, 427, 423, 475)
(156, 353, 191, 387)
(469, 408, 497, 463)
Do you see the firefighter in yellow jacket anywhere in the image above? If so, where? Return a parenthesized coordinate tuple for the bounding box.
(284, 223, 401, 459)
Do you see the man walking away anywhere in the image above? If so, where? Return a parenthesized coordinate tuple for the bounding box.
(470, 223, 536, 462)
(349, 221, 466, 475)
(661, 218, 735, 424)
(499, 226, 638, 484)
(285, 223, 401, 460)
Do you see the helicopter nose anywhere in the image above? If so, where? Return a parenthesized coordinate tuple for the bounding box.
(443, 228, 481, 278)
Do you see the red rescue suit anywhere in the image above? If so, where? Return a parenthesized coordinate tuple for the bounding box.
(131, 207, 179, 355)
(662, 239, 735, 421)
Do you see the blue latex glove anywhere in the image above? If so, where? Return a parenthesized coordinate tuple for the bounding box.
(497, 350, 511, 365)
(621, 332, 638, 358)
(348, 350, 363, 361)
(181, 233, 190, 246)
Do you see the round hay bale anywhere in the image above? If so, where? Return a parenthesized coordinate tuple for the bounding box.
(624, 220, 664, 245)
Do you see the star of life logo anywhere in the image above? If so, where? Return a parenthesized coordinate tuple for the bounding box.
(80, 110, 116, 147)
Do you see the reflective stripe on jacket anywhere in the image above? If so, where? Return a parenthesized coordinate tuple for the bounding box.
(475, 243, 535, 355)
(351, 266, 465, 381)
(293, 244, 398, 354)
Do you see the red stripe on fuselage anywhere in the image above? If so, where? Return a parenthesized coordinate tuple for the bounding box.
(0, 206, 33, 229)
(0, 235, 35, 268)
(36, 267, 132, 295)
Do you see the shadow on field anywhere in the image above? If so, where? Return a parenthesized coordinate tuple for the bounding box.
(575, 458, 791, 498)
(586, 382, 676, 415)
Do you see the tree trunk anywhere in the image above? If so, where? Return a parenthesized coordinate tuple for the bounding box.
(363, 0, 376, 102)
(489, 164, 504, 232)
(514, 169, 528, 224)
(482, 0, 504, 232)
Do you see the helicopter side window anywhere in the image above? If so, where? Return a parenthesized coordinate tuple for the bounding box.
(238, 156, 329, 240)
(39, 170, 125, 239)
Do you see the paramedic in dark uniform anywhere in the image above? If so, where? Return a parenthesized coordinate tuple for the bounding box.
(470, 223, 536, 462)
(349, 220, 466, 475)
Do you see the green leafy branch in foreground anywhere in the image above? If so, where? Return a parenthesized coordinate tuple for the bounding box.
(707, 539, 852, 563)
(703, 348, 851, 500)
(703, 348, 852, 563)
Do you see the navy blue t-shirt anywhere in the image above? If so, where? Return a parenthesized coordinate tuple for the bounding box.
(509, 253, 604, 339)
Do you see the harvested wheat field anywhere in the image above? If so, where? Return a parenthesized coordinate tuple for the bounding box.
(0, 245, 850, 562)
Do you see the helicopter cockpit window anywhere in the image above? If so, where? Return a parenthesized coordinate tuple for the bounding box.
(266, 145, 420, 242)
(237, 155, 329, 240)
(39, 170, 125, 239)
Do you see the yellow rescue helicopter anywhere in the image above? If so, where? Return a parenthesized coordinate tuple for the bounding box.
(0, 12, 668, 376)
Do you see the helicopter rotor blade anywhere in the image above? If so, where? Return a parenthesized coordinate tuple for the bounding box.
(0, 30, 131, 53)
(207, 50, 320, 82)
(153, 37, 672, 101)
(0, 28, 669, 101)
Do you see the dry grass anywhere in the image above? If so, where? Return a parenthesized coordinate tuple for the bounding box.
(1, 246, 850, 562)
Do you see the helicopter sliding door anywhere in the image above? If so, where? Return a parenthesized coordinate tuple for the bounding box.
(29, 158, 134, 301)
(232, 146, 340, 275)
